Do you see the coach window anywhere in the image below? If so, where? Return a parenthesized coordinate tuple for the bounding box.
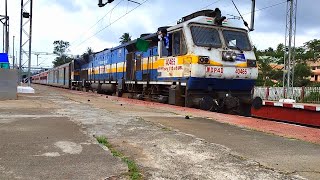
(172, 30, 187, 57)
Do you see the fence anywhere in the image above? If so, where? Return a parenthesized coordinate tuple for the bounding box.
(254, 86, 320, 104)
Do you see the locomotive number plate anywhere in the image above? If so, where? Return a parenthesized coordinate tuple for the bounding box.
(235, 68, 248, 75)
(206, 67, 224, 74)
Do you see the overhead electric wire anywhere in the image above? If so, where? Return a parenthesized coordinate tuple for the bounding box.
(242, 0, 287, 16)
(201, 0, 223, 10)
(71, 0, 286, 51)
(72, 0, 149, 50)
(70, 0, 125, 45)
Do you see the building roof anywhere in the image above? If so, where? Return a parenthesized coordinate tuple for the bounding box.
(307, 59, 320, 67)
(269, 63, 284, 70)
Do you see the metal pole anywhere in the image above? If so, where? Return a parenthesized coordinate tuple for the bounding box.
(250, 0, 255, 31)
(2, 27, 4, 52)
(13, 36, 15, 68)
(287, 0, 293, 95)
(5, 0, 9, 54)
(36, 54, 39, 66)
(19, 0, 23, 85)
(7, 18, 9, 55)
(27, 0, 33, 87)
(16, 50, 17, 68)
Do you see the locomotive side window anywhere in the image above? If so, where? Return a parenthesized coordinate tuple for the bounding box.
(136, 54, 142, 71)
(173, 31, 181, 56)
(222, 30, 251, 51)
(172, 30, 187, 56)
(190, 26, 221, 47)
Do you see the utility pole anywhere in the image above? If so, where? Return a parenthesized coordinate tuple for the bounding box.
(283, 0, 297, 99)
(12, 35, 15, 68)
(35, 53, 39, 66)
(19, 0, 33, 86)
(5, 0, 9, 54)
(1, 0, 9, 54)
(250, 0, 255, 31)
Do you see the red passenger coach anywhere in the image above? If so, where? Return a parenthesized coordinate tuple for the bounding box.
(39, 72, 48, 84)
(32, 71, 48, 85)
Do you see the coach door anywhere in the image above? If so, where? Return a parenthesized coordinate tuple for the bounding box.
(126, 52, 135, 81)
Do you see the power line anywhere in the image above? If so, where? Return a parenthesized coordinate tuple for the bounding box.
(201, 0, 223, 10)
(70, 0, 125, 45)
(72, 0, 149, 50)
(243, 1, 287, 16)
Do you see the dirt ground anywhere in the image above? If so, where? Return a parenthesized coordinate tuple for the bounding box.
(2, 84, 320, 179)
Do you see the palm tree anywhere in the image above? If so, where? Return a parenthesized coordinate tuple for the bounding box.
(119, 33, 132, 44)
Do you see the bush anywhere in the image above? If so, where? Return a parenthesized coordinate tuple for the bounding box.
(303, 92, 320, 103)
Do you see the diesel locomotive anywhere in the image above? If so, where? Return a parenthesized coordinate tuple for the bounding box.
(32, 9, 260, 116)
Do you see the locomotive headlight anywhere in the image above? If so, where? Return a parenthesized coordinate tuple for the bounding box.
(231, 52, 237, 60)
(222, 51, 237, 61)
(198, 56, 210, 64)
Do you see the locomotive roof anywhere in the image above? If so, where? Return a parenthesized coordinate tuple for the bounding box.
(168, 15, 247, 32)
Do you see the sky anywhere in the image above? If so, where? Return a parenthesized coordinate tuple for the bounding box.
(0, 0, 319, 68)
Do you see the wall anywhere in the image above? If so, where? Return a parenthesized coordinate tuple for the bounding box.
(0, 69, 17, 100)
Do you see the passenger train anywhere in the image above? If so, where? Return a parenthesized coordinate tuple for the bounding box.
(32, 9, 259, 116)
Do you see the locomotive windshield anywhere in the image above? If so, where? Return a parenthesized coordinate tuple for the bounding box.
(190, 26, 221, 47)
(222, 30, 251, 51)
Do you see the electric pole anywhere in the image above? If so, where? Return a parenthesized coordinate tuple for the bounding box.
(283, 0, 297, 99)
(13, 35, 15, 67)
(19, 0, 33, 86)
(1, 0, 9, 54)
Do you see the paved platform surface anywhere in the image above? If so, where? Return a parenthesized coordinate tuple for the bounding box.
(0, 91, 127, 179)
(1, 84, 320, 179)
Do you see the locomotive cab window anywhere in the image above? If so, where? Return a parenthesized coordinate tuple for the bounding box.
(222, 30, 251, 51)
(171, 30, 187, 56)
(190, 25, 221, 47)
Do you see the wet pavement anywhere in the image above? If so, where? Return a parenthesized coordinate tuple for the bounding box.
(1, 84, 320, 179)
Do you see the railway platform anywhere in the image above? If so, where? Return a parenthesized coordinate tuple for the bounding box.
(252, 100, 320, 127)
(1, 84, 320, 179)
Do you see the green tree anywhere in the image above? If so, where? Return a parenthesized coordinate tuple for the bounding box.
(52, 40, 73, 67)
(303, 39, 320, 61)
(53, 40, 70, 56)
(82, 47, 93, 62)
(257, 57, 274, 86)
(304, 39, 320, 52)
(119, 33, 132, 44)
(293, 63, 312, 86)
(52, 55, 73, 67)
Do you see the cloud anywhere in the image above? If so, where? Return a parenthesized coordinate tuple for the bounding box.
(1, 0, 319, 67)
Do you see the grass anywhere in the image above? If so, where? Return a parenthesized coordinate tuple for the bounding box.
(161, 127, 171, 131)
(96, 136, 142, 180)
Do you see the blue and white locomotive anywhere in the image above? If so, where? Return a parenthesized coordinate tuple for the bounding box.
(35, 9, 259, 115)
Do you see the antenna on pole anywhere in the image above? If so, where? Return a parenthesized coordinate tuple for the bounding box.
(283, 0, 297, 99)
